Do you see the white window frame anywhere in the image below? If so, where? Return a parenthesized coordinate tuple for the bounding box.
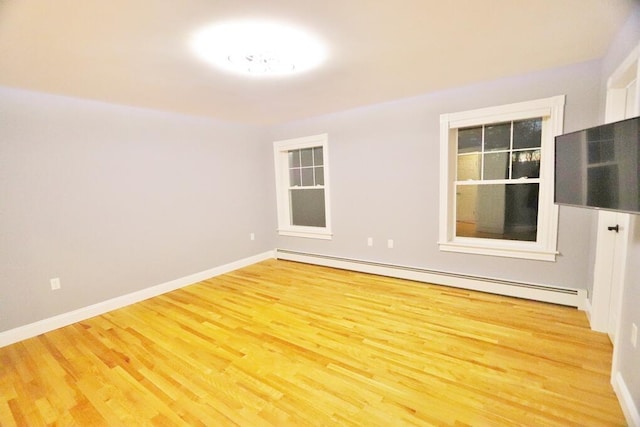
(274, 133, 332, 239)
(439, 96, 565, 261)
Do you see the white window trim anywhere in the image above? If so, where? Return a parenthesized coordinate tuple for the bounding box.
(274, 133, 332, 240)
(439, 96, 565, 261)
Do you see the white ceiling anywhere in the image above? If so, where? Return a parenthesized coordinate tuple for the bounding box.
(0, 0, 636, 125)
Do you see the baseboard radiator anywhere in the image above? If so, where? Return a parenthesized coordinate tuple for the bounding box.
(275, 249, 586, 309)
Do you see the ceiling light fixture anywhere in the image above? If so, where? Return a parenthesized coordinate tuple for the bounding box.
(190, 20, 327, 77)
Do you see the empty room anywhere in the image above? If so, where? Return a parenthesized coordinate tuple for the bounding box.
(1, 1, 640, 425)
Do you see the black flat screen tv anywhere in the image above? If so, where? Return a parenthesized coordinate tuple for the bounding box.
(555, 116, 640, 214)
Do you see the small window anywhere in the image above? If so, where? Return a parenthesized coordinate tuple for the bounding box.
(274, 134, 332, 239)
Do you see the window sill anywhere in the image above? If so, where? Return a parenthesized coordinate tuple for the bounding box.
(438, 240, 557, 261)
(278, 228, 333, 240)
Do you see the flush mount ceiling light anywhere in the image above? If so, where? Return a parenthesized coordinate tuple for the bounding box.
(190, 20, 327, 77)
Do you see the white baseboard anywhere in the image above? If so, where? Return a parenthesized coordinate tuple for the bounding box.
(583, 296, 592, 323)
(0, 251, 274, 348)
(613, 371, 640, 427)
(276, 249, 586, 308)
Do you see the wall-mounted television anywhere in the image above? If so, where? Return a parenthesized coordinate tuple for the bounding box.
(555, 116, 640, 214)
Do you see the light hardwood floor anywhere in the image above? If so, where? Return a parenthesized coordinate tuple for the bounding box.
(0, 259, 625, 426)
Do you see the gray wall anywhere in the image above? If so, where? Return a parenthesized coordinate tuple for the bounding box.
(270, 60, 602, 290)
(0, 87, 276, 332)
(599, 4, 640, 416)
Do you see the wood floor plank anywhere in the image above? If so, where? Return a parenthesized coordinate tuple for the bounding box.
(0, 259, 625, 426)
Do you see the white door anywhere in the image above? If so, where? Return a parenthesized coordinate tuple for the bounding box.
(591, 211, 630, 341)
(591, 45, 638, 340)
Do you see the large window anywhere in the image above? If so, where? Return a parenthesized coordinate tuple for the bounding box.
(274, 134, 332, 239)
(439, 96, 565, 261)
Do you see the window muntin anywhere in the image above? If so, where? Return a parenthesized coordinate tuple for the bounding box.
(439, 96, 564, 261)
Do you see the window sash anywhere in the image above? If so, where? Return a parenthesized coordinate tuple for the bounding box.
(289, 188, 326, 228)
(456, 119, 542, 183)
(454, 181, 540, 242)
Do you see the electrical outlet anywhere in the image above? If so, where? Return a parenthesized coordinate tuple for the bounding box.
(632, 323, 638, 348)
(387, 239, 394, 249)
(250, 233, 255, 241)
(367, 237, 373, 247)
(50, 277, 61, 290)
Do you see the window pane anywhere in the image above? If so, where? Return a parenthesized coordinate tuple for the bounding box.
(301, 148, 313, 167)
(456, 184, 506, 239)
(484, 122, 510, 151)
(315, 166, 324, 185)
(458, 127, 482, 153)
(290, 188, 326, 227)
(483, 152, 509, 180)
(455, 183, 538, 241)
(504, 184, 539, 241)
(289, 168, 301, 187)
(511, 149, 540, 179)
(313, 147, 323, 165)
(457, 153, 481, 180)
(513, 119, 542, 149)
(289, 149, 301, 168)
(301, 167, 314, 186)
